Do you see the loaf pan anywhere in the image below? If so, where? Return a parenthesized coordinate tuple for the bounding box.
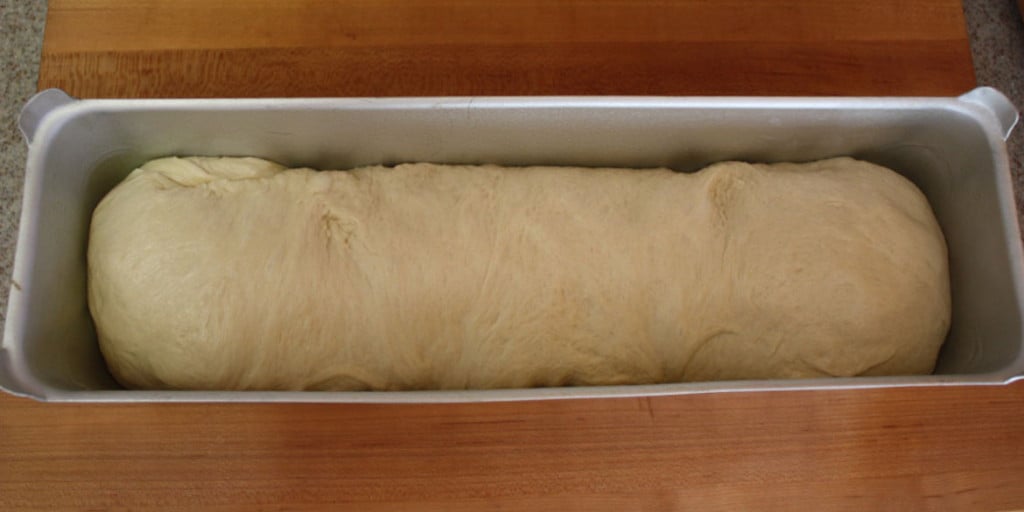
(2, 88, 1022, 402)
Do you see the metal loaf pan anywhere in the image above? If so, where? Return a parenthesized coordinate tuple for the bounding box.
(2, 88, 1022, 403)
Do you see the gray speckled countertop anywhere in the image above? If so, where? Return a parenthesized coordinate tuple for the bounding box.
(966, 0, 1024, 207)
(0, 0, 1022, 329)
(0, 0, 46, 327)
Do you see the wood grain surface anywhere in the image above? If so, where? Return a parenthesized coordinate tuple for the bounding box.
(5, 0, 1023, 510)
(38, 0, 975, 97)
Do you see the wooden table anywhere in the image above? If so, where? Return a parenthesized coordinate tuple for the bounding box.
(4, 1, 1022, 510)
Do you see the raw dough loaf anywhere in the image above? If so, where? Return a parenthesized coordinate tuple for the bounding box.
(88, 157, 950, 391)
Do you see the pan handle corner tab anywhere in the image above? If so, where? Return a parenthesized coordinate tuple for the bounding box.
(958, 87, 1020, 141)
(0, 347, 46, 401)
(19, 88, 77, 147)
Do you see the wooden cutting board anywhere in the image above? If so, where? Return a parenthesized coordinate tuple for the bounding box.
(38, 0, 974, 97)
(6, 1, 1024, 510)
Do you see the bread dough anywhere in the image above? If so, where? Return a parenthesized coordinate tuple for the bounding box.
(87, 157, 950, 391)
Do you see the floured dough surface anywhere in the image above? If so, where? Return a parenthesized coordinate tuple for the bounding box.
(87, 157, 950, 391)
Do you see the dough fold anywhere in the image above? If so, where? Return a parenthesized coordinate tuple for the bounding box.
(87, 157, 950, 390)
